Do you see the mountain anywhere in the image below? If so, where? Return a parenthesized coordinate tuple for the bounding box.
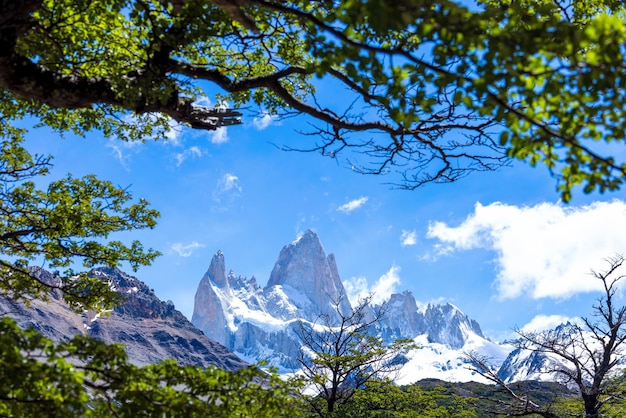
(2, 266, 246, 371)
(497, 347, 561, 384)
(2, 231, 588, 387)
(265, 230, 352, 323)
(378, 291, 485, 349)
(192, 230, 345, 369)
(191, 229, 513, 382)
(494, 322, 626, 387)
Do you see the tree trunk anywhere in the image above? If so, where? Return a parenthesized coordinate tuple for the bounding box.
(583, 392, 599, 418)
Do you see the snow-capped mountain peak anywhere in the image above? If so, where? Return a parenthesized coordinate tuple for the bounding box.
(191, 231, 512, 380)
(420, 302, 486, 349)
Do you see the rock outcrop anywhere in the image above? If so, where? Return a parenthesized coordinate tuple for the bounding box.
(419, 303, 485, 349)
(2, 267, 246, 371)
(265, 230, 351, 322)
(192, 251, 232, 345)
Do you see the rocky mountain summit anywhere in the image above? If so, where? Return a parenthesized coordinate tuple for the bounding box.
(265, 230, 352, 322)
(2, 267, 246, 371)
(191, 230, 512, 381)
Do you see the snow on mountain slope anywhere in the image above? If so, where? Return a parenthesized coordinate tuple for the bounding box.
(497, 347, 565, 384)
(397, 334, 514, 385)
(192, 230, 518, 382)
(496, 322, 626, 387)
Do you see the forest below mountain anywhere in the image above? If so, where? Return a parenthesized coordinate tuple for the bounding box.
(321, 378, 580, 418)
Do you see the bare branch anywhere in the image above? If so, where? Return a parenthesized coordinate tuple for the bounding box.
(472, 256, 626, 417)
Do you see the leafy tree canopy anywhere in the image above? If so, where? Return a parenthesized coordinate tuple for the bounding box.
(0, 135, 160, 312)
(3, 0, 626, 415)
(1, 0, 626, 200)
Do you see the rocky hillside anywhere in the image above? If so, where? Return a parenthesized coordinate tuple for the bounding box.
(2, 266, 246, 371)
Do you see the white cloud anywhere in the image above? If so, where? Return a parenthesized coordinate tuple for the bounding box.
(163, 118, 183, 144)
(108, 143, 128, 169)
(371, 266, 402, 304)
(192, 96, 230, 110)
(213, 173, 242, 205)
(426, 200, 626, 300)
(520, 314, 582, 333)
(400, 230, 417, 246)
(252, 113, 279, 130)
(338, 196, 369, 213)
(193, 95, 213, 108)
(218, 173, 242, 193)
(171, 241, 205, 257)
(194, 96, 230, 144)
(343, 276, 369, 304)
(175, 146, 203, 166)
(107, 138, 143, 170)
(209, 127, 229, 144)
(344, 265, 401, 306)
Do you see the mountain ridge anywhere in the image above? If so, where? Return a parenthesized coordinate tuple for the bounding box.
(2, 230, 581, 387)
(2, 266, 246, 371)
(192, 229, 513, 382)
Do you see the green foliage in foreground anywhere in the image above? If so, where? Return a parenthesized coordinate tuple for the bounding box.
(0, 136, 160, 312)
(3, 108, 626, 418)
(548, 370, 626, 418)
(3, 1, 626, 199)
(4, 2, 626, 414)
(0, 316, 299, 417)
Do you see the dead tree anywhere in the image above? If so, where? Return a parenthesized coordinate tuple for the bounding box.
(468, 255, 626, 418)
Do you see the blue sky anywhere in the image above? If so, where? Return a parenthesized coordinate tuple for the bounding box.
(24, 100, 626, 342)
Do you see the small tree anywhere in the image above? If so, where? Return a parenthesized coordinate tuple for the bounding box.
(296, 293, 415, 417)
(0, 317, 300, 417)
(468, 255, 626, 418)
